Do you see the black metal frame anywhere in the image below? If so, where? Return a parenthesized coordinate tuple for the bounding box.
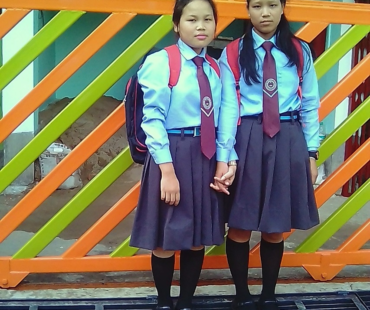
(0, 291, 369, 310)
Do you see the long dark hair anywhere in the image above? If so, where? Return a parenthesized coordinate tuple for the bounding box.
(172, 0, 218, 27)
(240, 0, 312, 85)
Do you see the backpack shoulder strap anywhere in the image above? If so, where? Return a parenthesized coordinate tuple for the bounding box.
(164, 45, 182, 88)
(292, 38, 304, 98)
(226, 38, 241, 85)
(205, 54, 220, 77)
(226, 38, 242, 125)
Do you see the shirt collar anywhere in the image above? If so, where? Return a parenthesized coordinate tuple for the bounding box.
(177, 38, 208, 63)
(252, 28, 277, 50)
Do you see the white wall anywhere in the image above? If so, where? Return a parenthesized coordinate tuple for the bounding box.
(2, 10, 35, 134)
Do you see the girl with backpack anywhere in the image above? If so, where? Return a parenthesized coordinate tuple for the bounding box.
(217, 0, 320, 309)
(130, 0, 236, 309)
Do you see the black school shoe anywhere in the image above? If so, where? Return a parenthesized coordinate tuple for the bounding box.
(155, 306, 174, 310)
(155, 303, 174, 310)
(258, 299, 279, 310)
(231, 299, 258, 310)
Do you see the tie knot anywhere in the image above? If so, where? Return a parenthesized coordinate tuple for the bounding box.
(193, 56, 204, 67)
(262, 41, 273, 53)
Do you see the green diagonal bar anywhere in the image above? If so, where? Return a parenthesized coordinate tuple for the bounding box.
(206, 238, 226, 256)
(317, 96, 370, 166)
(12, 148, 133, 259)
(314, 24, 370, 80)
(0, 11, 84, 92)
(111, 236, 139, 257)
(0, 15, 172, 194)
(296, 179, 370, 253)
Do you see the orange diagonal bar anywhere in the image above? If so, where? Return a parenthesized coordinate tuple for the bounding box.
(216, 17, 235, 35)
(319, 53, 370, 121)
(337, 220, 370, 252)
(0, 9, 30, 39)
(315, 139, 370, 207)
(0, 105, 125, 243)
(1, 0, 370, 24)
(63, 183, 140, 258)
(0, 12, 134, 144)
(251, 139, 370, 255)
(295, 21, 329, 43)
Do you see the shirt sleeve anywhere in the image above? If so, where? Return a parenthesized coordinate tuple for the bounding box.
(138, 51, 172, 164)
(300, 42, 320, 151)
(217, 48, 239, 163)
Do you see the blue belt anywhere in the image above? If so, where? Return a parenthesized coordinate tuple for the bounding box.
(242, 111, 300, 122)
(280, 115, 298, 121)
(167, 127, 201, 137)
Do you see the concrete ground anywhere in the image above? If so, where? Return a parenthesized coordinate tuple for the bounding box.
(0, 165, 369, 297)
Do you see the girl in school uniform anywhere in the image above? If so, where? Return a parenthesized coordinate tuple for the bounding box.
(217, 0, 320, 309)
(130, 0, 235, 309)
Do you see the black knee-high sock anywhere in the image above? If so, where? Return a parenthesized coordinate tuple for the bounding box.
(151, 253, 175, 306)
(177, 248, 205, 309)
(226, 237, 252, 302)
(260, 239, 284, 301)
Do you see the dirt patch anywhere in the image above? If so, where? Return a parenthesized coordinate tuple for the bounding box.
(38, 96, 128, 184)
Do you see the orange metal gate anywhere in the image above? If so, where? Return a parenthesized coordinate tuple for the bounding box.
(0, 0, 369, 288)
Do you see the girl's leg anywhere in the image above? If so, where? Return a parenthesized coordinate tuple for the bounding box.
(177, 246, 205, 309)
(227, 229, 256, 309)
(258, 233, 284, 310)
(152, 249, 176, 309)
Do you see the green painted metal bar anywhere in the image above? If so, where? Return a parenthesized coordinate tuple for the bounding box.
(111, 236, 139, 257)
(296, 179, 370, 253)
(0, 11, 84, 92)
(12, 148, 133, 259)
(0, 15, 173, 194)
(314, 24, 370, 80)
(206, 239, 226, 256)
(317, 96, 370, 166)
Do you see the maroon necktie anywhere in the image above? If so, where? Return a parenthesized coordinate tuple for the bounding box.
(262, 41, 280, 138)
(193, 56, 216, 159)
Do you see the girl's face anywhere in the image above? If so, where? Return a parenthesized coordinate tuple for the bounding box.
(174, 0, 216, 54)
(248, 0, 284, 40)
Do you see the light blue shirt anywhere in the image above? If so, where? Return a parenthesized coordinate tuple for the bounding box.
(138, 39, 234, 164)
(219, 29, 320, 155)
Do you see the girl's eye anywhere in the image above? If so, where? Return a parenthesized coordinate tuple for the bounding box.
(188, 19, 196, 22)
(253, 5, 261, 8)
(270, 4, 277, 7)
(205, 18, 212, 21)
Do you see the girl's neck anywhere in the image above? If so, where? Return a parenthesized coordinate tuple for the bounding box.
(253, 27, 277, 41)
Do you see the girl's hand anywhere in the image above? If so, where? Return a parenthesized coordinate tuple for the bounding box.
(211, 162, 235, 195)
(309, 157, 318, 185)
(216, 165, 237, 187)
(159, 163, 180, 206)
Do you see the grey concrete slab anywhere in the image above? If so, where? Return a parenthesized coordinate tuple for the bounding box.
(4, 132, 34, 186)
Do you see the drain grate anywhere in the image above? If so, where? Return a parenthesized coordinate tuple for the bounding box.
(356, 291, 370, 309)
(0, 291, 369, 310)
